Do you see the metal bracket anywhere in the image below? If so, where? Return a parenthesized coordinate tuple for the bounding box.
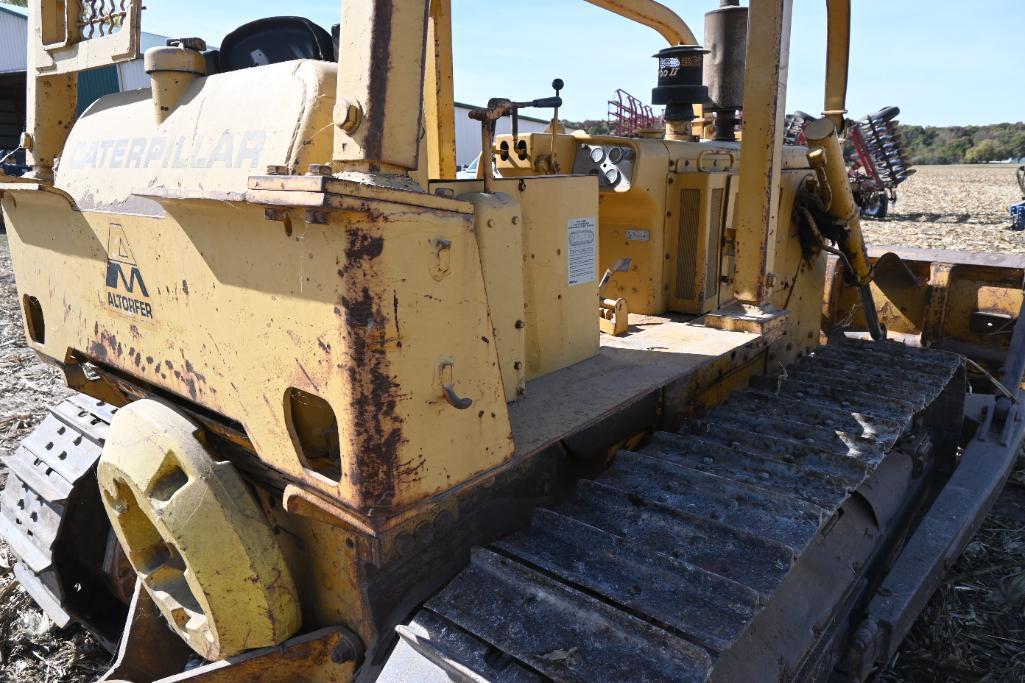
(439, 359, 473, 410)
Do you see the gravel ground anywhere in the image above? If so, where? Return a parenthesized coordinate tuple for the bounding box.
(0, 164, 1023, 681)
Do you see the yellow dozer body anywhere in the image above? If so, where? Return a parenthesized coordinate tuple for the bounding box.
(1, 1, 1024, 681)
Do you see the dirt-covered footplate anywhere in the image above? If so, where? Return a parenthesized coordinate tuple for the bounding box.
(380, 339, 964, 682)
(0, 394, 115, 628)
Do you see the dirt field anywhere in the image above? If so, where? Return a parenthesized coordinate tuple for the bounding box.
(0, 164, 1024, 681)
(861, 164, 1025, 254)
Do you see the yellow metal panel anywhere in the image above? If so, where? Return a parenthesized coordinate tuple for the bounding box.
(57, 60, 338, 212)
(458, 192, 527, 401)
(333, 0, 430, 172)
(502, 177, 600, 378)
(594, 155, 671, 314)
(730, 0, 793, 305)
(425, 0, 457, 179)
(433, 177, 601, 380)
(6, 184, 515, 519)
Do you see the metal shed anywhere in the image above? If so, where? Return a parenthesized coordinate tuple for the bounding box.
(0, 5, 167, 154)
(0, 5, 28, 152)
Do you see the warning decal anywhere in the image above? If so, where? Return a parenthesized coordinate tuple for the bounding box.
(568, 217, 597, 286)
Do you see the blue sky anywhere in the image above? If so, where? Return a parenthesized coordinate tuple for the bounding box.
(140, 1, 1025, 126)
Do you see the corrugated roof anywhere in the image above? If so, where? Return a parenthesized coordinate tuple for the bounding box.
(0, 5, 28, 74)
(0, 5, 29, 17)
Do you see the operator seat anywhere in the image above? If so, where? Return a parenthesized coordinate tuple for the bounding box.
(203, 17, 334, 75)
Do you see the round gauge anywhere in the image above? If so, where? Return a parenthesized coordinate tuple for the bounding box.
(589, 146, 606, 164)
(608, 147, 624, 164)
(604, 168, 621, 186)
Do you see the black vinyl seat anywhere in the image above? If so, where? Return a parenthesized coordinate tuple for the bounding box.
(207, 17, 334, 75)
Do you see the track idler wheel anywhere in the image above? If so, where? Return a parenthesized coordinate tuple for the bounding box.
(97, 400, 300, 660)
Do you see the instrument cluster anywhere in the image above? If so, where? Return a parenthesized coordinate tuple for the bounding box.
(573, 144, 636, 192)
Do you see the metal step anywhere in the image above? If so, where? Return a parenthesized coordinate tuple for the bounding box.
(0, 395, 113, 628)
(381, 339, 964, 682)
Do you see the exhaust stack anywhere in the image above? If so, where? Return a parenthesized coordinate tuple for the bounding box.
(703, 0, 748, 141)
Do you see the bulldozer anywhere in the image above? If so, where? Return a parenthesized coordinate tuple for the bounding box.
(2, 0, 1024, 680)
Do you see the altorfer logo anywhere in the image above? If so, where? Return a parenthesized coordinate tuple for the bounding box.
(105, 224, 154, 318)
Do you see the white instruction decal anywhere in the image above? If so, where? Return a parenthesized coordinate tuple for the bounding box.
(625, 229, 650, 242)
(567, 217, 597, 286)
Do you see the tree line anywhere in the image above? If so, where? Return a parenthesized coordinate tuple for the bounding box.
(901, 123, 1025, 165)
(565, 119, 1025, 165)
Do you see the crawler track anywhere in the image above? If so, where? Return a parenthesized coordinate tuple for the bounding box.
(381, 339, 964, 682)
(0, 393, 124, 645)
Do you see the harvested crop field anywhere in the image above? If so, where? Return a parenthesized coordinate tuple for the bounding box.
(1, 164, 1024, 681)
(861, 164, 1025, 254)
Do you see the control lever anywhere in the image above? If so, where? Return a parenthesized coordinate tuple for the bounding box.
(599, 258, 632, 297)
(468, 86, 564, 192)
(599, 258, 632, 337)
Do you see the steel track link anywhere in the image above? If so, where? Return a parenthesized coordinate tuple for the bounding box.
(0, 393, 117, 629)
(380, 339, 965, 682)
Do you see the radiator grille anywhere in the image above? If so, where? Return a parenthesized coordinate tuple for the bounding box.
(676, 189, 702, 301)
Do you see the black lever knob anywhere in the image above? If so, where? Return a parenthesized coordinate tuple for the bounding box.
(529, 97, 563, 109)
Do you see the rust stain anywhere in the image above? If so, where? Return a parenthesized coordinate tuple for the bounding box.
(363, 0, 394, 166)
(89, 329, 123, 363)
(338, 226, 406, 509)
(392, 292, 401, 338)
(179, 358, 208, 401)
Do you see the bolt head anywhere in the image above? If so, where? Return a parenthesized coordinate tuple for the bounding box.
(336, 100, 363, 133)
(331, 639, 359, 664)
